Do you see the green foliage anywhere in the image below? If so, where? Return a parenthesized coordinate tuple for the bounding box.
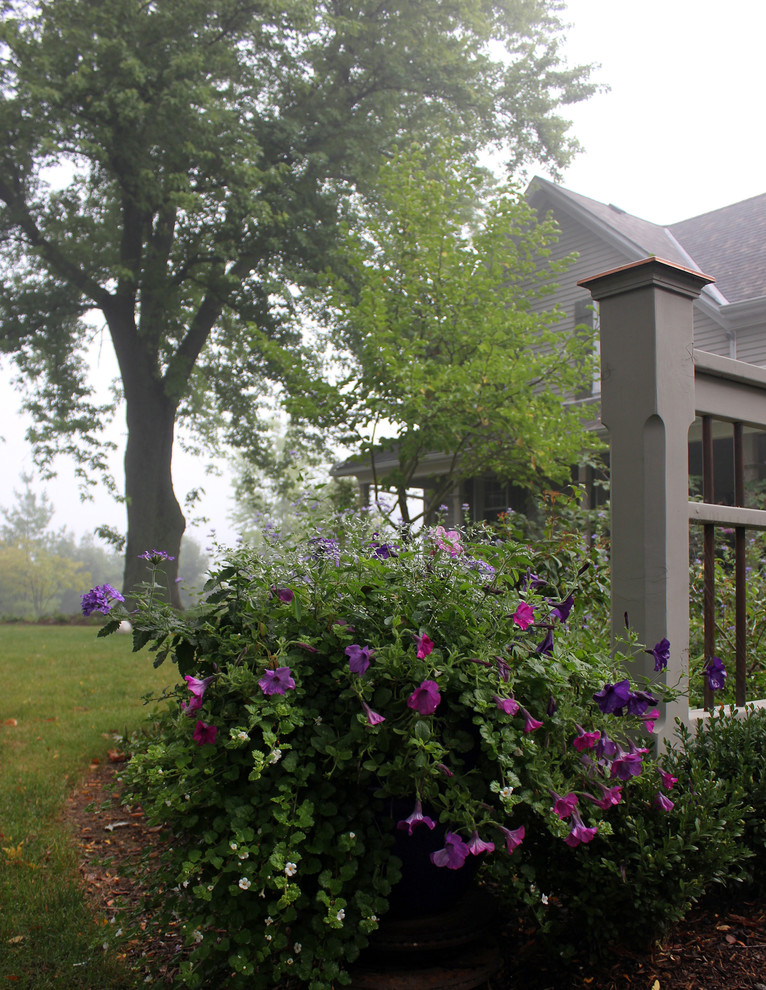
(102, 519, 670, 988)
(287, 146, 601, 524)
(519, 743, 750, 959)
(0, 0, 597, 593)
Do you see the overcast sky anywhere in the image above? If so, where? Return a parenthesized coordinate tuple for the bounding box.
(2, 0, 765, 546)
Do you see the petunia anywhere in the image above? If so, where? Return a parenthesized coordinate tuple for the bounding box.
(497, 824, 525, 854)
(535, 629, 554, 655)
(271, 587, 294, 604)
(407, 680, 441, 715)
(496, 656, 511, 682)
(414, 633, 434, 659)
(640, 707, 660, 733)
(361, 701, 385, 726)
(512, 602, 535, 630)
(346, 644, 373, 676)
(584, 783, 623, 810)
(654, 792, 675, 812)
(520, 707, 543, 733)
(658, 769, 678, 791)
(647, 637, 670, 672)
(593, 679, 632, 715)
(563, 812, 597, 847)
(430, 832, 470, 869)
(551, 792, 578, 819)
(704, 656, 727, 692)
(626, 689, 659, 717)
(193, 721, 218, 746)
(610, 741, 648, 781)
(430, 526, 464, 557)
(258, 666, 296, 696)
(494, 695, 520, 716)
(396, 798, 436, 835)
(550, 593, 575, 624)
(81, 584, 125, 617)
(466, 831, 495, 856)
(181, 674, 215, 715)
(572, 725, 600, 752)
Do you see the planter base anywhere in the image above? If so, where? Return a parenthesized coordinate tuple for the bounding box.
(349, 887, 500, 990)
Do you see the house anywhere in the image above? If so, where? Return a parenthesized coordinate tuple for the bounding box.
(333, 180, 766, 520)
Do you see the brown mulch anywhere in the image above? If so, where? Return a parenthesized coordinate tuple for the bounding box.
(65, 759, 766, 990)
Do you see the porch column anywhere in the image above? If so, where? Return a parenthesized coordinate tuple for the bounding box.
(579, 258, 714, 741)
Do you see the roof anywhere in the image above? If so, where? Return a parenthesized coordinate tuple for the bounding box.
(528, 178, 766, 306)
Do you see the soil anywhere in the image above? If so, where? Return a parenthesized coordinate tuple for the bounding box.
(65, 759, 766, 990)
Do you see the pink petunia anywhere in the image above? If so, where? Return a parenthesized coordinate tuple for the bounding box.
(414, 633, 434, 659)
(512, 602, 535, 630)
(192, 720, 218, 746)
(407, 680, 441, 715)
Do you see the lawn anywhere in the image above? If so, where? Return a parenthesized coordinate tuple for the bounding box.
(0, 624, 178, 989)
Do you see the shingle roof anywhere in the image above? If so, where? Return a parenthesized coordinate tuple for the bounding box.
(529, 179, 766, 306)
(668, 194, 766, 304)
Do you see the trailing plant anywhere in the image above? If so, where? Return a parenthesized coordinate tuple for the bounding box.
(87, 523, 673, 989)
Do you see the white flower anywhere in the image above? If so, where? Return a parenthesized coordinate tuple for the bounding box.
(500, 785, 513, 800)
(237, 731, 248, 741)
(207, 884, 214, 892)
(184, 794, 190, 801)
(269, 748, 283, 764)
(265, 916, 274, 927)
(265, 933, 272, 942)
(348, 832, 355, 840)
(238, 850, 249, 860)
(293, 942, 302, 954)
(336, 909, 346, 922)
(230, 841, 238, 851)
(284, 862, 297, 877)
(192, 930, 204, 944)
(238, 877, 251, 890)
(287, 958, 294, 965)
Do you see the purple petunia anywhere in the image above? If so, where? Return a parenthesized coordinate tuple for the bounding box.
(258, 666, 296, 696)
(550, 593, 575, 624)
(610, 741, 648, 781)
(536, 629, 554, 655)
(593, 679, 632, 715)
(585, 783, 623, 810)
(430, 832, 470, 870)
(181, 674, 215, 715)
(552, 792, 578, 820)
(346, 644, 373, 676)
(654, 792, 675, 812)
(414, 633, 434, 659)
(563, 811, 597, 847)
(520, 707, 543, 733)
(497, 824, 525, 855)
(271, 586, 294, 604)
(362, 701, 385, 726)
(512, 602, 535, 630)
(397, 798, 436, 835)
(407, 680, 441, 715)
(658, 769, 678, 791)
(192, 720, 218, 746)
(81, 584, 125, 617)
(466, 831, 495, 856)
(647, 637, 670, 672)
(572, 725, 600, 752)
(704, 656, 727, 692)
(494, 695, 520, 716)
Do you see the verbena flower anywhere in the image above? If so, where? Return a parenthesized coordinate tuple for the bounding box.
(81, 584, 125, 616)
(430, 832, 470, 869)
(704, 656, 727, 691)
(193, 721, 218, 746)
(407, 680, 441, 715)
(396, 798, 436, 835)
(138, 549, 175, 563)
(512, 602, 535, 630)
(258, 667, 296, 696)
(345, 644, 373, 676)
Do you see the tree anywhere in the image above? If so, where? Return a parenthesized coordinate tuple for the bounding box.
(289, 146, 601, 524)
(0, 0, 596, 602)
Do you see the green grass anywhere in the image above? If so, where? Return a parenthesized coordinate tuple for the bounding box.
(0, 624, 177, 989)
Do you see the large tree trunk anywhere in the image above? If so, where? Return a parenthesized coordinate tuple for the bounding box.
(121, 381, 185, 607)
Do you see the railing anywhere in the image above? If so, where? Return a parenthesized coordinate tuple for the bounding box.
(579, 259, 766, 745)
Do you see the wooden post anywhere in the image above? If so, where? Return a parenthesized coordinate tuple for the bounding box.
(579, 258, 715, 744)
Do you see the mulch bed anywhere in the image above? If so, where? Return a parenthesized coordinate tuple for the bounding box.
(65, 759, 766, 989)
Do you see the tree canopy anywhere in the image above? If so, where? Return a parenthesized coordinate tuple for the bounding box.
(0, 0, 596, 600)
(284, 145, 600, 524)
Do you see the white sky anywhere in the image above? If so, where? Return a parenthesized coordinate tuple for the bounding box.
(2, 0, 765, 545)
